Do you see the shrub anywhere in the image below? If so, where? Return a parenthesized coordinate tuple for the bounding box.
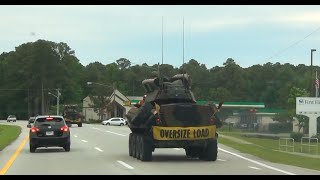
(290, 132, 304, 141)
(269, 123, 292, 133)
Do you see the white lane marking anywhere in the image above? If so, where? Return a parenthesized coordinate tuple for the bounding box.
(92, 127, 100, 130)
(173, 148, 180, 150)
(105, 130, 126, 136)
(248, 166, 261, 170)
(81, 140, 88, 143)
(74, 135, 78, 138)
(94, 147, 103, 152)
(117, 160, 134, 169)
(219, 148, 295, 175)
(217, 159, 226, 162)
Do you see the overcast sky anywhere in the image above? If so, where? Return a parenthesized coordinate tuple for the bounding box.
(1, 5, 320, 68)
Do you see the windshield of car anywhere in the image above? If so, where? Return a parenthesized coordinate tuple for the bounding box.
(34, 117, 65, 126)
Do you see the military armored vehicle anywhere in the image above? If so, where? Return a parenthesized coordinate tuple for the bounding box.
(62, 105, 83, 127)
(126, 72, 223, 161)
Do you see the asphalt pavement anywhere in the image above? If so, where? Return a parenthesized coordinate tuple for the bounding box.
(1, 120, 320, 175)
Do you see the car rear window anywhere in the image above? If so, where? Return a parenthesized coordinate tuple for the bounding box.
(35, 117, 65, 126)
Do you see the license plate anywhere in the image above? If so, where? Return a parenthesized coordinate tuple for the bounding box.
(46, 131, 54, 136)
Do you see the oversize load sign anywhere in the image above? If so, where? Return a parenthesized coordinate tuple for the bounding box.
(296, 97, 320, 114)
(152, 125, 216, 140)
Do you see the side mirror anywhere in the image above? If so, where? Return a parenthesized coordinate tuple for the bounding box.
(27, 124, 32, 128)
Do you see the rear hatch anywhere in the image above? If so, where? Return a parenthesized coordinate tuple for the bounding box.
(153, 103, 216, 141)
(159, 103, 214, 127)
(65, 112, 79, 121)
(34, 117, 66, 137)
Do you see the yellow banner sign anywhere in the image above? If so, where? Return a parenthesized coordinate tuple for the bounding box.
(152, 125, 216, 140)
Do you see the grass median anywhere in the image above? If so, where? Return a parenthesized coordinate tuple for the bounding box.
(0, 125, 21, 151)
(218, 131, 320, 171)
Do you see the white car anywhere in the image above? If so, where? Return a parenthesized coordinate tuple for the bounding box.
(102, 117, 127, 126)
(7, 115, 17, 122)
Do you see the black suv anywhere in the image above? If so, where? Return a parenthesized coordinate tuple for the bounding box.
(27, 115, 71, 153)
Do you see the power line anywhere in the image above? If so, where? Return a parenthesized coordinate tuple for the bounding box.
(265, 25, 320, 62)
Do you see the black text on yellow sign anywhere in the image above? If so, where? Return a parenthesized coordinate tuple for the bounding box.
(152, 125, 216, 140)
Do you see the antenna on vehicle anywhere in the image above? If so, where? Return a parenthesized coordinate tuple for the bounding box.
(182, 17, 185, 71)
(182, 17, 186, 88)
(162, 16, 164, 65)
(158, 16, 164, 87)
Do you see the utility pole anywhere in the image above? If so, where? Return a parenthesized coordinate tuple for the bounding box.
(28, 88, 30, 118)
(41, 82, 44, 115)
(57, 88, 60, 115)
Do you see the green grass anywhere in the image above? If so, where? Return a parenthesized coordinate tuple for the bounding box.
(0, 125, 21, 151)
(218, 132, 320, 171)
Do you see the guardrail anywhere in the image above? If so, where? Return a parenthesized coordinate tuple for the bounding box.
(279, 138, 295, 152)
(301, 137, 318, 154)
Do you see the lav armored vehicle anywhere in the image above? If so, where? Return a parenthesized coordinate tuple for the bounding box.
(126, 72, 223, 161)
(62, 105, 83, 127)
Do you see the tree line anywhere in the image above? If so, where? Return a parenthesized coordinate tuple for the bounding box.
(0, 39, 317, 120)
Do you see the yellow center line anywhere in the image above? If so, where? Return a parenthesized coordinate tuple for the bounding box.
(0, 135, 29, 175)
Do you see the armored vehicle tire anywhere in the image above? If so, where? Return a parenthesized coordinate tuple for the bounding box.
(136, 135, 141, 160)
(202, 139, 218, 161)
(140, 136, 152, 161)
(129, 133, 133, 156)
(185, 147, 202, 158)
(132, 134, 137, 158)
(78, 123, 82, 127)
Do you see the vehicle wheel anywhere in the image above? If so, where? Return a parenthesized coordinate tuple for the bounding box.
(202, 139, 218, 161)
(132, 134, 137, 158)
(78, 123, 82, 127)
(13, 120, 16, 122)
(106, 123, 110, 126)
(30, 144, 36, 153)
(185, 147, 201, 158)
(64, 144, 71, 152)
(140, 136, 152, 161)
(120, 123, 124, 126)
(129, 133, 133, 156)
(136, 135, 141, 160)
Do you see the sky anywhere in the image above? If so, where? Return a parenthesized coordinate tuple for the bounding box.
(1, 5, 320, 69)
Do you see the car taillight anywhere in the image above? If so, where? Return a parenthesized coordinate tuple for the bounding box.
(31, 127, 39, 133)
(60, 125, 69, 132)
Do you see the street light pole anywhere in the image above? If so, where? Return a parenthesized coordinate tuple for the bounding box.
(48, 89, 61, 116)
(311, 49, 316, 96)
(57, 88, 60, 115)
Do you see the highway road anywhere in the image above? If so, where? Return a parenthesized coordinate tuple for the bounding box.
(1, 120, 320, 175)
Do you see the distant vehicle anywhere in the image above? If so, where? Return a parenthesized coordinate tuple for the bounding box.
(102, 117, 127, 126)
(7, 115, 17, 122)
(27, 115, 71, 153)
(62, 104, 83, 127)
(28, 116, 36, 124)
